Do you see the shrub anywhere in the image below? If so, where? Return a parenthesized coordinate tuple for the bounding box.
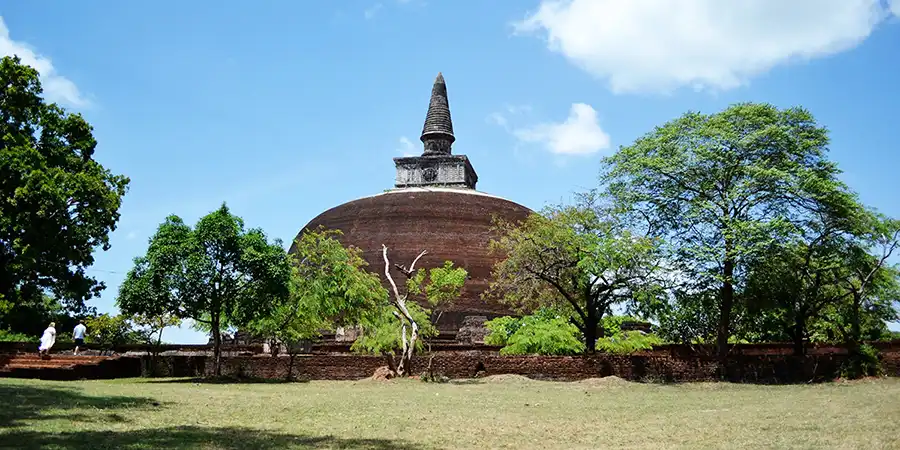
(840, 343, 883, 379)
(0, 329, 32, 342)
(595, 331, 662, 355)
(486, 311, 585, 356)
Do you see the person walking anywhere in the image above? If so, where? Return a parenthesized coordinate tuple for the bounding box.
(38, 322, 56, 357)
(73, 320, 87, 355)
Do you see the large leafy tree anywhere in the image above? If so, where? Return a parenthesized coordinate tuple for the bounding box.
(601, 103, 847, 359)
(248, 228, 387, 356)
(741, 191, 863, 355)
(0, 56, 129, 311)
(117, 204, 291, 376)
(485, 191, 661, 353)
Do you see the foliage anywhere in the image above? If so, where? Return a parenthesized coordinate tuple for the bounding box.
(595, 331, 663, 355)
(499, 317, 585, 356)
(352, 246, 466, 376)
(840, 343, 883, 379)
(351, 301, 437, 356)
(84, 314, 143, 352)
(249, 228, 387, 353)
(486, 190, 661, 352)
(0, 56, 129, 311)
(131, 312, 181, 347)
(602, 102, 853, 358)
(116, 204, 292, 376)
(0, 293, 93, 338)
(0, 329, 32, 342)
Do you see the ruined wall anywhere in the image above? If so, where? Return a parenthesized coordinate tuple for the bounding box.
(143, 342, 900, 383)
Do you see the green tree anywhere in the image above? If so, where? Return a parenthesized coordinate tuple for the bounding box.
(601, 103, 847, 359)
(248, 229, 386, 358)
(117, 204, 291, 376)
(84, 314, 143, 354)
(742, 192, 862, 355)
(485, 191, 661, 353)
(0, 56, 129, 311)
(485, 309, 585, 356)
(352, 246, 466, 377)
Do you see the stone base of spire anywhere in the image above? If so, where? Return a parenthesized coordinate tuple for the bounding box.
(393, 154, 478, 189)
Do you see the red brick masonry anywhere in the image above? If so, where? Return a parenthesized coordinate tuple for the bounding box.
(146, 341, 900, 383)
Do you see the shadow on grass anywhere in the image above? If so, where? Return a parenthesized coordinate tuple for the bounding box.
(144, 376, 306, 384)
(0, 426, 430, 450)
(0, 383, 160, 428)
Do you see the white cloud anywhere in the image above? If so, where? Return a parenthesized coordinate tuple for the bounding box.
(0, 16, 89, 107)
(126, 231, 138, 240)
(397, 136, 417, 156)
(364, 3, 383, 19)
(512, 103, 610, 156)
(515, 0, 897, 94)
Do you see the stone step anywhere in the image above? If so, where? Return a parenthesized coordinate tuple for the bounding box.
(7, 356, 110, 363)
(5, 362, 84, 369)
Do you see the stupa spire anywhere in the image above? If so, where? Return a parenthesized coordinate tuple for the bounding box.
(420, 72, 455, 156)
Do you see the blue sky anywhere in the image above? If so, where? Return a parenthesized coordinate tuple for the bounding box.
(2, 1, 899, 343)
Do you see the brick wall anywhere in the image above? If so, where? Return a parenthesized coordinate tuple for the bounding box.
(143, 344, 900, 383)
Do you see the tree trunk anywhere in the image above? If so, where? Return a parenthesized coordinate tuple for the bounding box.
(717, 254, 735, 361)
(792, 315, 805, 357)
(583, 314, 599, 353)
(850, 292, 862, 347)
(211, 316, 222, 378)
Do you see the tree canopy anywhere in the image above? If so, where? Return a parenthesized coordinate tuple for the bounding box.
(485, 191, 661, 352)
(0, 56, 129, 312)
(600, 102, 851, 358)
(248, 228, 387, 352)
(117, 204, 291, 376)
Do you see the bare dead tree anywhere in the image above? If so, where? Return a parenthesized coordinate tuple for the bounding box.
(382, 244, 427, 377)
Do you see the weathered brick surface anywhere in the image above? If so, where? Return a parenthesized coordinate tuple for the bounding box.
(293, 190, 532, 331)
(143, 344, 900, 383)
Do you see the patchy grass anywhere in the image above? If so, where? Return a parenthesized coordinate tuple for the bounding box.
(1, 377, 899, 449)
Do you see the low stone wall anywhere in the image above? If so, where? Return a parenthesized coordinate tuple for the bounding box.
(141, 344, 900, 383)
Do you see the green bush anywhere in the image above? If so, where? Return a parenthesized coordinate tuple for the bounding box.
(486, 310, 585, 356)
(0, 329, 32, 342)
(840, 344, 883, 379)
(595, 331, 663, 354)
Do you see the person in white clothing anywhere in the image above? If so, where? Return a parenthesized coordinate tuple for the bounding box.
(73, 320, 87, 355)
(38, 322, 56, 357)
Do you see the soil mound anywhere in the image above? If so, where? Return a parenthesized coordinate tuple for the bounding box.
(576, 376, 631, 387)
(482, 374, 534, 383)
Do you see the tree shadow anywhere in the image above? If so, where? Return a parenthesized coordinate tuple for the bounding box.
(144, 376, 306, 385)
(0, 383, 160, 428)
(0, 426, 432, 449)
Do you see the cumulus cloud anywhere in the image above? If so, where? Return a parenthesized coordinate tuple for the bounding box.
(515, 0, 898, 94)
(512, 103, 611, 156)
(0, 16, 88, 107)
(397, 136, 417, 156)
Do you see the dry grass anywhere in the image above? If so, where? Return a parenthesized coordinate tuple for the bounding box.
(1, 376, 899, 449)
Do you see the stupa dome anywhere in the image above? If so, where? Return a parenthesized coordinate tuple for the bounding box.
(291, 73, 532, 332)
(296, 187, 531, 331)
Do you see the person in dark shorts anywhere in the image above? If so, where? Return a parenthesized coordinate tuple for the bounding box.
(73, 320, 87, 355)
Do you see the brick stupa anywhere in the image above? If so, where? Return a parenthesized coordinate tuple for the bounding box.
(291, 73, 531, 332)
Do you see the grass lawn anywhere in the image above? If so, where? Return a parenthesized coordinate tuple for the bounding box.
(1, 376, 898, 449)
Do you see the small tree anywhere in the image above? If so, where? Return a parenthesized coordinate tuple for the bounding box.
(117, 204, 291, 376)
(131, 312, 181, 374)
(352, 246, 466, 377)
(248, 229, 386, 378)
(84, 314, 142, 355)
(485, 191, 661, 352)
